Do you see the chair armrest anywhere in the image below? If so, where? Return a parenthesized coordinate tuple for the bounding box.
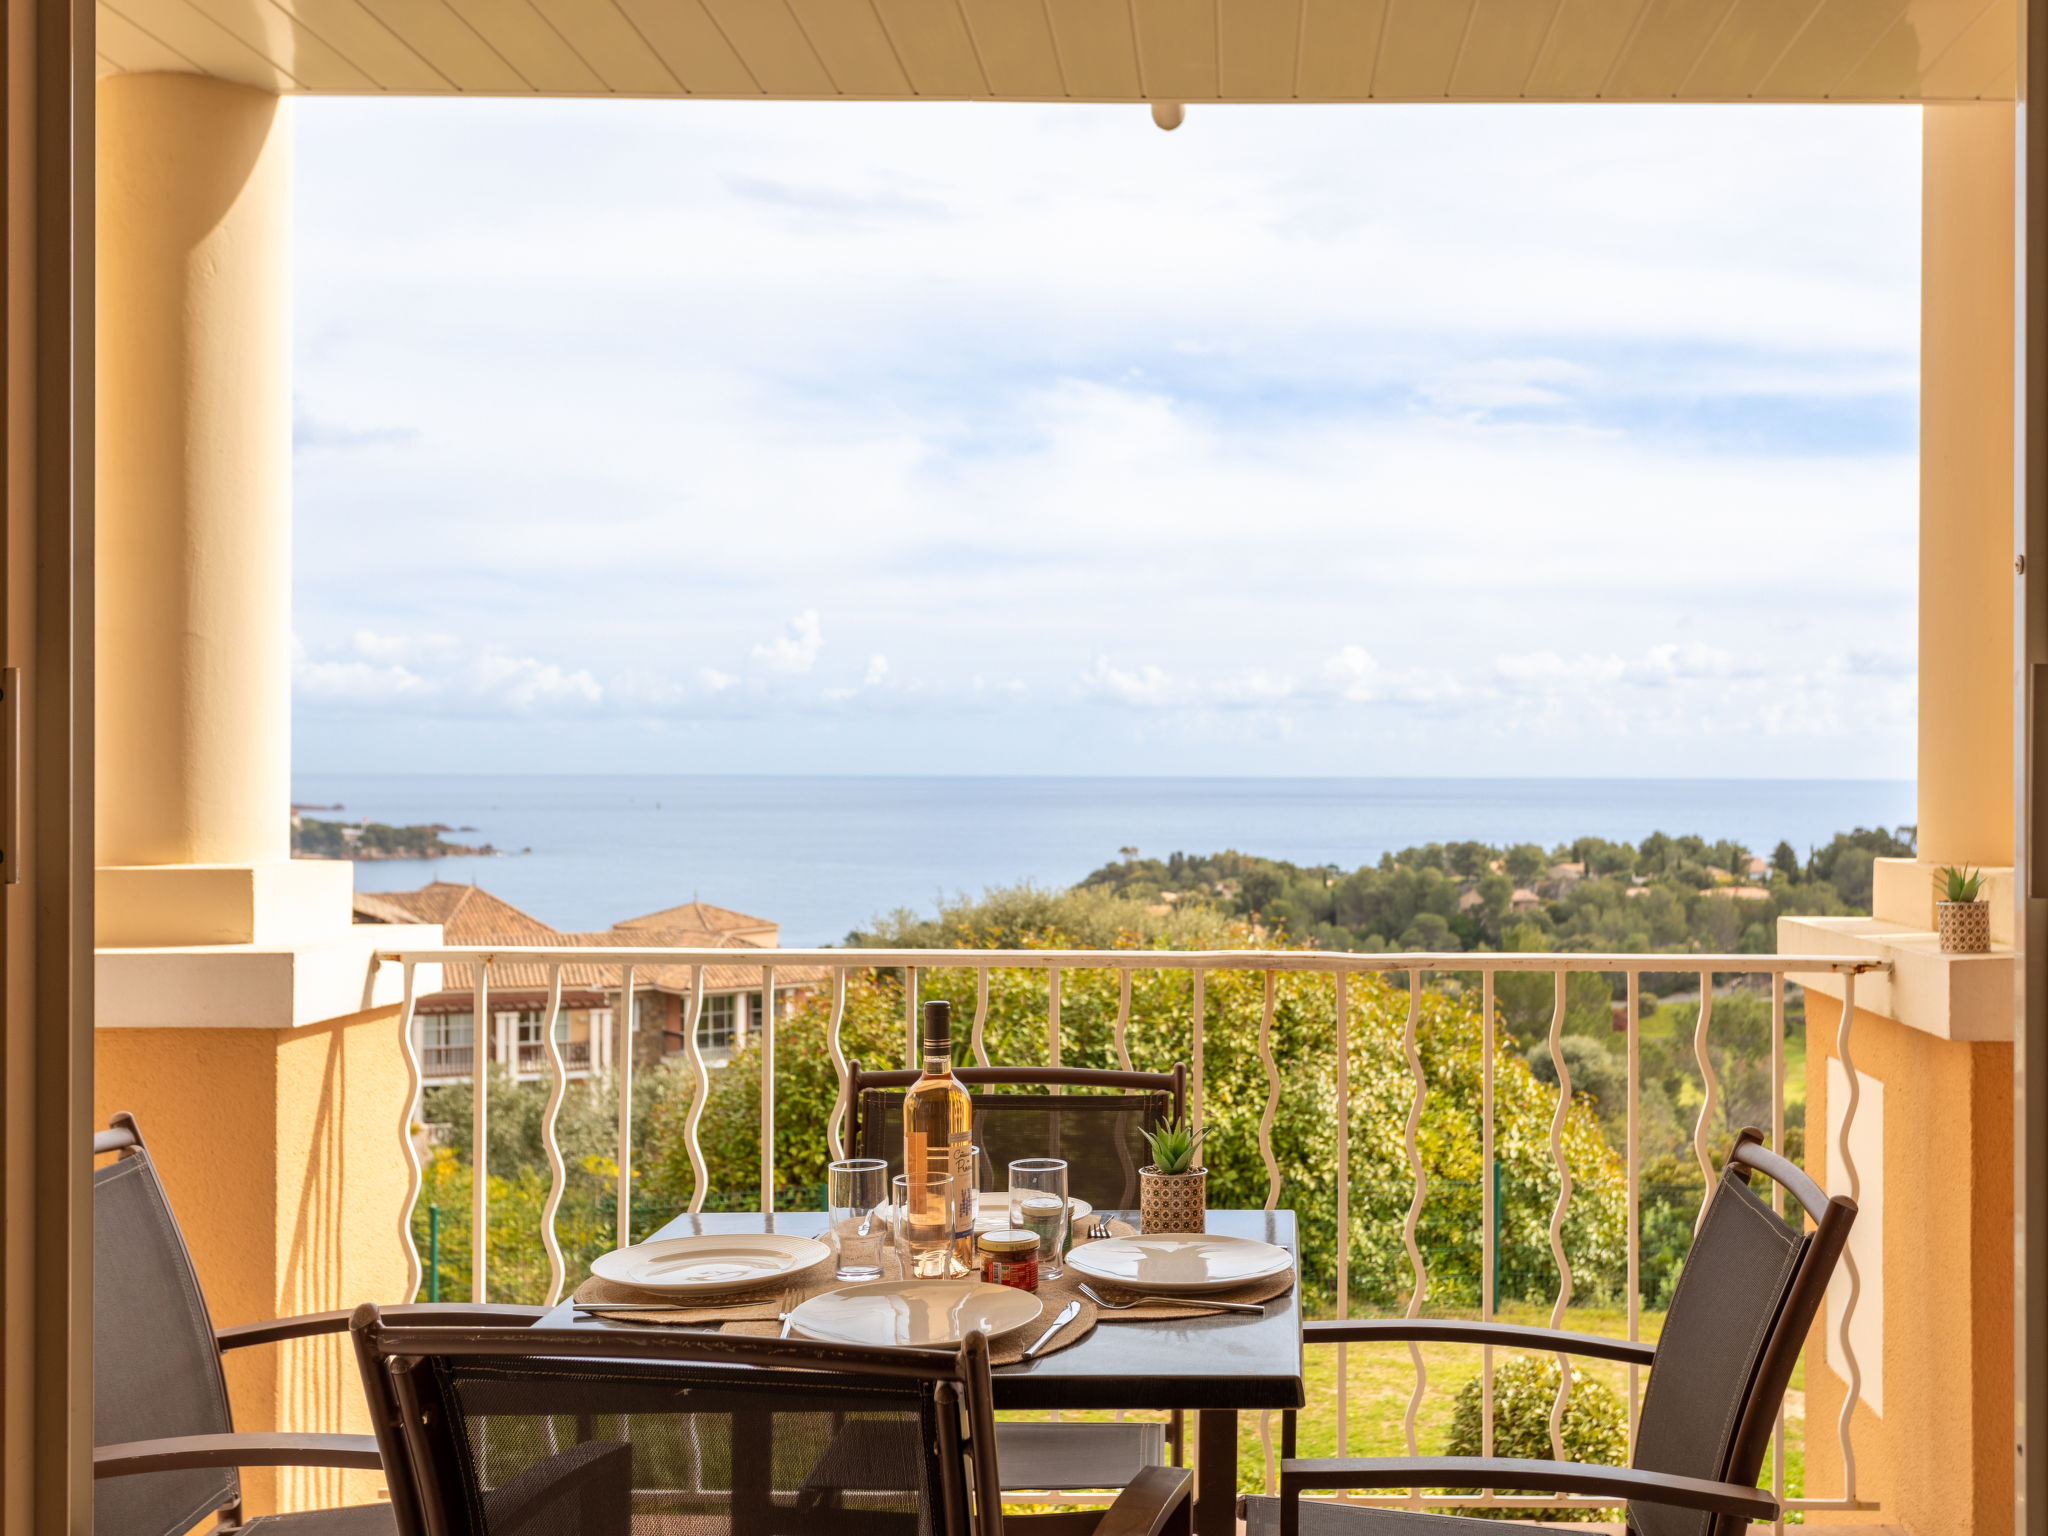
(95, 1432, 381, 1478)
(1302, 1319, 1656, 1366)
(1095, 1465, 1194, 1536)
(1278, 1457, 1774, 1521)
(218, 1303, 549, 1350)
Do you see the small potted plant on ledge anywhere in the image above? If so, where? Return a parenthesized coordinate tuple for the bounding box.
(1138, 1117, 1207, 1234)
(1937, 865, 1991, 952)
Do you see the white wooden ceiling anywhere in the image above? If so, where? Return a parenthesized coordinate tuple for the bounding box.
(94, 0, 2016, 102)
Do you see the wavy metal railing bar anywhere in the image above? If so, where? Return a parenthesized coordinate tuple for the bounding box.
(972, 967, 991, 1068)
(395, 960, 423, 1302)
(682, 965, 709, 1213)
(1258, 970, 1281, 1210)
(1545, 968, 1574, 1464)
(1335, 970, 1351, 1459)
(1480, 970, 1495, 1476)
(904, 966, 918, 1067)
(1835, 966, 1863, 1504)
(1771, 971, 1787, 1535)
(826, 967, 850, 1160)
(616, 963, 637, 1248)
(760, 963, 777, 1212)
(1691, 972, 1718, 1237)
(1114, 969, 1134, 1072)
(1049, 965, 1063, 1077)
(1401, 970, 1428, 1497)
(1625, 969, 1641, 1457)
(539, 963, 568, 1305)
(473, 958, 491, 1303)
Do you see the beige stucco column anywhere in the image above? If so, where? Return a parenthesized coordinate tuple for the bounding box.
(1918, 105, 2016, 870)
(1871, 103, 2020, 934)
(98, 72, 291, 871)
(93, 72, 359, 950)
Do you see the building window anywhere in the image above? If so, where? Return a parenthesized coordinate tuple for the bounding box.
(423, 1013, 472, 1048)
(701, 994, 737, 1049)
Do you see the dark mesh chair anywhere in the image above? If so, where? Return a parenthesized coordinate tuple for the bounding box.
(91, 1112, 543, 1536)
(1243, 1128, 1855, 1536)
(847, 1062, 1187, 1213)
(348, 1304, 1195, 1536)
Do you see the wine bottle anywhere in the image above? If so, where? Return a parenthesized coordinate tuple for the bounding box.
(902, 998, 975, 1275)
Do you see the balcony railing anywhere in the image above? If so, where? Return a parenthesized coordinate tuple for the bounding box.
(517, 1039, 591, 1076)
(420, 1043, 472, 1079)
(371, 943, 1886, 1520)
(418, 1039, 594, 1080)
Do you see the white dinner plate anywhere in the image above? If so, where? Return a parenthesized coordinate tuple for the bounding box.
(589, 1233, 829, 1294)
(789, 1280, 1042, 1348)
(1064, 1233, 1293, 1294)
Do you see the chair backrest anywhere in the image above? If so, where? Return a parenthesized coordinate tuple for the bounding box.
(849, 1063, 1187, 1212)
(350, 1305, 1005, 1536)
(1629, 1128, 1855, 1536)
(91, 1113, 240, 1536)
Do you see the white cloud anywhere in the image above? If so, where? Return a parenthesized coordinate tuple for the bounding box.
(1080, 658, 1180, 709)
(753, 610, 823, 674)
(289, 99, 1920, 776)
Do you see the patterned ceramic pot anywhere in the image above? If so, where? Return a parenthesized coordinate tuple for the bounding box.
(1138, 1167, 1206, 1234)
(1937, 899, 1991, 953)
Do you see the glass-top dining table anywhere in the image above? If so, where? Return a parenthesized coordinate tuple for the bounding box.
(536, 1206, 1307, 1536)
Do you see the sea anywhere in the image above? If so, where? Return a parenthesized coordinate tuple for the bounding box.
(290, 775, 1918, 948)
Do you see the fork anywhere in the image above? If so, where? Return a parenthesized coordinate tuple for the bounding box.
(1086, 1217, 1115, 1241)
(1077, 1282, 1265, 1315)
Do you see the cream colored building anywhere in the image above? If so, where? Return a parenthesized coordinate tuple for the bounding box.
(3, 0, 2047, 1531)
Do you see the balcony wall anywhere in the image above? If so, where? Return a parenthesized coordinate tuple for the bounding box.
(1802, 989, 2013, 1536)
(94, 1003, 413, 1519)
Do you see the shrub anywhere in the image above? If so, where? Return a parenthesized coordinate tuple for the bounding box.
(1443, 1354, 1627, 1520)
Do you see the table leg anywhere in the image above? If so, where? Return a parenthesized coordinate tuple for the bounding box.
(1194, 1409, 1237, 1536)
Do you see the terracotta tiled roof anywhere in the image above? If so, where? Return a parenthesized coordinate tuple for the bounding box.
(431, 928, 827, 996)
(353, 882, 558, 942)
(614, 900, 777, 939)
(352, 890, 424, 925)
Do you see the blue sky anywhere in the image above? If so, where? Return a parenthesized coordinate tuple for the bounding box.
(290, 100, 1919, 778)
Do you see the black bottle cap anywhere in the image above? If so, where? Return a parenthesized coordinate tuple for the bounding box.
(923, 998, 951, 1047)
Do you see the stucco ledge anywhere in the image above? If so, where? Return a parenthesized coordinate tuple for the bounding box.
(95, 923, 443, 1029)
(1777, 913, 2011, 1041)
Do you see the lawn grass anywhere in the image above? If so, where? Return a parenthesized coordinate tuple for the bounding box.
(998, 1300, 1808, 1512)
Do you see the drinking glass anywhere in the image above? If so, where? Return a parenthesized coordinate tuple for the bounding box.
(963, 1143, 984, 1230)
(828, 1158, 888, 1281)
(893, 1171, 963, 1279)
(1009, 1158, 1070, 1278)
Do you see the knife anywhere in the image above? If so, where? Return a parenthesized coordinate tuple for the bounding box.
(1021, 1300, 1081, 1360)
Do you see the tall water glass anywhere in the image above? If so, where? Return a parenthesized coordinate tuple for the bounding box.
(963, 1143, 985, 1230)
(894, 1172, 964, 1279)
(828, 1158, 888, 1281)
(1009, 1158, 1070, 1279)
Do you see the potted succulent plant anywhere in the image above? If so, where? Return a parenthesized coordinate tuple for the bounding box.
(1138, 1117, 1207, 1234)
(1936, 865, 1991, 953)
